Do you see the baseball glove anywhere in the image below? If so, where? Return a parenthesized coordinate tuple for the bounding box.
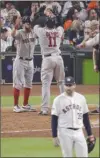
(87, 136, 96, 153)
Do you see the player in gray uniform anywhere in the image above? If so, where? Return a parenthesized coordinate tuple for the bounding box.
(12, 16, 37, 112)
(34, 17, 65, 115)
(51, 76, 95, 157)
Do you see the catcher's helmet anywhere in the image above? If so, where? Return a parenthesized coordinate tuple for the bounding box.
(46, 16, 57, 28)
(22, 16, 31, 24)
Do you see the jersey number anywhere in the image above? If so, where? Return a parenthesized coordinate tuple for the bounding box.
(77, 113, 82, 119)
(48, 36, 57, 47)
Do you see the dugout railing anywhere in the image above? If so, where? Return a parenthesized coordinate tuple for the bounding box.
(0, 44, 92, 85)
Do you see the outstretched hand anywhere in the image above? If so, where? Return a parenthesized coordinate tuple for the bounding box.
(76, 42, 85, 48)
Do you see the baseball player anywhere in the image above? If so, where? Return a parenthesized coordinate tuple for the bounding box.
(34, 16, 65, 115)
(51, 76, 95, 157)
(11, 16, 37, 112)
(77, 33, 100, 114)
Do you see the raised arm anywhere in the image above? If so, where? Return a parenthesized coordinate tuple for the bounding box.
(11, 16, 21, 38)
(77, 33, 99, 48)
(85, 33, 99, 47)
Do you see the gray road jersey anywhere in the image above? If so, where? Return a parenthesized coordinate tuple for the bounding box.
(34, 25, 64, 56)
(15, 29, 36, 58)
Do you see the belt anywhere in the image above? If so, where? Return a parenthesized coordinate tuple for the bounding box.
(44, 54, 61, 57)
(67, 128, 79, 130)
(19, 57, 33, 61)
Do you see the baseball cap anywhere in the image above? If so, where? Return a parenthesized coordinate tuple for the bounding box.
(1, 28, 8, 33)
(65, 76, 75, 86)
(22, 16, 31, 24)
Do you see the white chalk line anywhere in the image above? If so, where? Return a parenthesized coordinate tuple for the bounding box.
(88, 104, 98, 106)
(1, 125, 99, 134)
(1, 103, 99, 109)
(1, 103, 99, 134)
(1, 129, 51, 134)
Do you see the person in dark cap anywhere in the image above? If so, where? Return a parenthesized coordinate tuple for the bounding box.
(64, 76, 76, 95)
(33, 12, 65, 115)
(51, 76, 95, 157)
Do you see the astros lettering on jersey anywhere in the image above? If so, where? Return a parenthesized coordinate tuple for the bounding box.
(52, 92, 89, 128)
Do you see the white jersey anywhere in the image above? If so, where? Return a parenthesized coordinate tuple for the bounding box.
(85, 33, 99, 47)
(51, 92, 89, 129)
(1, 35, 13, 52)
(15, 29, 36, 58)
(34, 25, 64, 56)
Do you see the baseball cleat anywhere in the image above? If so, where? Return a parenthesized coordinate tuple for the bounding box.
(22, 105, 37, 112)
(89, 109, 100, 115)
(38, 111, 48, 115)
(13, 105, 22, 113)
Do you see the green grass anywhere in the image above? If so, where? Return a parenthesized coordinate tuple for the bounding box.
(1, 138, 61, 157)
(1, 138, 99, 157)
(1, 94, 99, 157)
(1, 94, 99, 107)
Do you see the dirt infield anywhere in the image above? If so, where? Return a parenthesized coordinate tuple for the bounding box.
(1, 85, 99, 96)
(1, 85, 99, 138)
(1, 107, 99, 138)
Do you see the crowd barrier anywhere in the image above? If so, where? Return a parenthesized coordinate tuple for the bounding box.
(0, 45, 92, 84)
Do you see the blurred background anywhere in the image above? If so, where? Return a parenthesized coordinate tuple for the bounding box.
(0, 0, 99, 85)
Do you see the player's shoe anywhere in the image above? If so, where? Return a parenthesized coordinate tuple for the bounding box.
(89, 109, 100, 114)
(13, 105, 22, 113)
(89, 107, 100, 114)
(38, 111, 48, 115)
(22, 105, 37, 112)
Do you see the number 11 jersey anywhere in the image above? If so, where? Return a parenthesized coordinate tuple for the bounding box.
(34, 25, 64, 56)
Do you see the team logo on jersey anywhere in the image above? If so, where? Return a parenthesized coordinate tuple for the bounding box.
(62, 104, 82, 113)
(46, 32, 59, 38)
(67, 78, 71, 81)
(22, 38, 35, 43)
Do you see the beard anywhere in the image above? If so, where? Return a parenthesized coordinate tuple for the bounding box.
(65, 89, 73, 96)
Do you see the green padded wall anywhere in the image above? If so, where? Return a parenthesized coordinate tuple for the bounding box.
(82, 59, 99, 84)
